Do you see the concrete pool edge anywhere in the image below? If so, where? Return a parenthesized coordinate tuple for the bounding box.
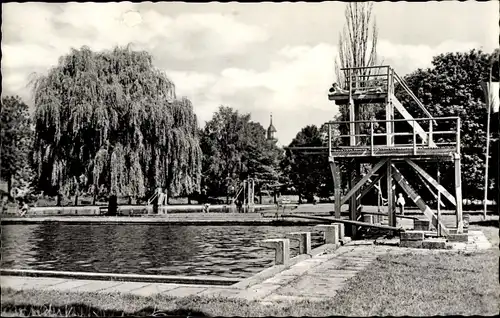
(0, 243, 342, 290)
(0, 216, 324, 226)
(232, 243, 339, 289)
(0, 269, 239, 286)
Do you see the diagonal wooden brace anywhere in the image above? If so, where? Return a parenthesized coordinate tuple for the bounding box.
(341, 158, 388, 205)
(391, 164, 449, 236)
(415, 171, 446, 208)
(329, 161, 342, 218)
(405, 159, 456, 206)
(357, 171, 386, 202)
(392, 96, 436, 147)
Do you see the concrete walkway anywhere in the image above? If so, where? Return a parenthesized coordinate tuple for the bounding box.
(229, 244, 394, 303)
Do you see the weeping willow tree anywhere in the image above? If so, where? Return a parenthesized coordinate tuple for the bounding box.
(30, 45, 202, 212)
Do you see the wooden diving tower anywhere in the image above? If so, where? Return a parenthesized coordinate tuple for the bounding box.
(288, 65, 465, 238)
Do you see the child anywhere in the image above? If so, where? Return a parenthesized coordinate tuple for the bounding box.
(396, 193, 406, 215)
(19, 199, 29, 217)
(203, 203, 210, 213)
(329, 82, 349, 94)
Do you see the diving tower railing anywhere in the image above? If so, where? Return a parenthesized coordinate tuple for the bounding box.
(337, 65, 436, 123)
(287, 117, 460, 159)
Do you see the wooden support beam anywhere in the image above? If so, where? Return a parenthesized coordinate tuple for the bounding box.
(329, 161, 342, 218)
(454, 154, 464, 233)
(349, 162, 358, 237)
(386, 97, 394, 146)
(341, 158, 389, 205)
(281, 214, 404, 232)
(391, 164, 449, 235)
(391, 95, 436, 147)
(405, 159, 456, 206)
(349, 98, 356, 146)
(387, 160, 396, 228)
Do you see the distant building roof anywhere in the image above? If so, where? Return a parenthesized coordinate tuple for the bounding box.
(267, 114, 277, 134)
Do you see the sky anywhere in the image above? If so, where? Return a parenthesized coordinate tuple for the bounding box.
(1, 1, 498, 146)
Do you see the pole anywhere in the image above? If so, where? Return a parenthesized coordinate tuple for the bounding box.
(483, 66, 493, 219)
(377, 179, 382, 224)
(437, 163, 441, 237)
(377, 179, 381, 213)
(243, 180, 247, 213)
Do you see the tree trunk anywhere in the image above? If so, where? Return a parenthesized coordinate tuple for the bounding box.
(56, 193, 62, 206)
(188, 195, 192, 205)
(128, 196, 132, 205)
(74, 191, 79, 206)
(92, 191, 97, 205)
(152, 195, 159, 214)
(108, 195, 118, 216)
(7, 174, 12, 200)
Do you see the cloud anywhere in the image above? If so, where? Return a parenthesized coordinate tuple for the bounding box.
(213, 43, 338, 112)
(164, 43, 339, 143)
(378, 39, 483, 75)
(1, 3, 269, 103)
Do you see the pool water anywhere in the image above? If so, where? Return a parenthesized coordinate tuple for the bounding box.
(1, 224, 324, 279)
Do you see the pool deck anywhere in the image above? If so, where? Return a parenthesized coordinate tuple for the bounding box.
(1, 230, 492, 302)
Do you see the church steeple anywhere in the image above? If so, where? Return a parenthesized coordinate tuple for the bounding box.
(267, 114, 277, 143)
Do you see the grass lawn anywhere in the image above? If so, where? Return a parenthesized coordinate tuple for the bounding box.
(330, 225, 499, 316)
(1, 225, 498, 317)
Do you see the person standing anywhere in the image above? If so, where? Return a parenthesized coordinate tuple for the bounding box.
(397, 193, 406, 215)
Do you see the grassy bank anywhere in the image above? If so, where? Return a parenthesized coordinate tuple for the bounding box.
(2, 226, 498, 317)
(330, 225, 499, 316)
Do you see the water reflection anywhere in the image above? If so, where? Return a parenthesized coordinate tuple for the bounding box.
(1, 224, 323, 278)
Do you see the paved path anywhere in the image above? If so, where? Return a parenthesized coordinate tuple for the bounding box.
(0, 276, 233, 298)
(231, 244, 394, 303)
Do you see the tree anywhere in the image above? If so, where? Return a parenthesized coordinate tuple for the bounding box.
(335, 2, 379, 85)
(30, 45, 202, 213)
(334, 2, 385, 133)
(200, 106, 281, 202)
(398, 49, 499, 200)
(284, 125, 333, 203)
(0, 95, 33, 200)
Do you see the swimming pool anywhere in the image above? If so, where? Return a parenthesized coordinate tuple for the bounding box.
(1, 224, 324, 279)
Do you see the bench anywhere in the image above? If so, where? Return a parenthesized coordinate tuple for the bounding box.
(98, 206, 108, 215)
